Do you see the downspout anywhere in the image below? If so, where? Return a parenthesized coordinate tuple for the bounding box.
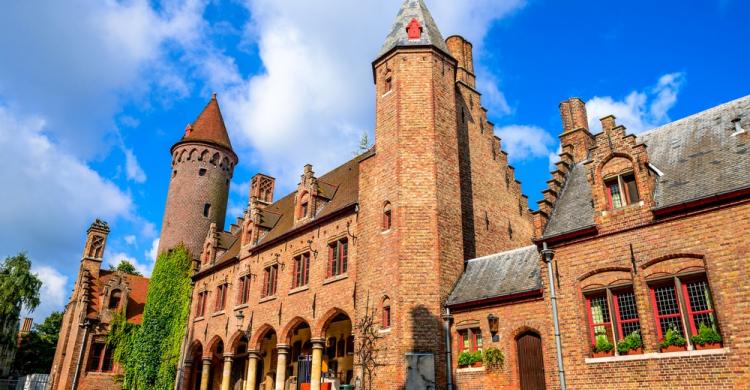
(542, 242, 566, 390)
(71, 319, 91, 390)
(442, 308, 453, 390)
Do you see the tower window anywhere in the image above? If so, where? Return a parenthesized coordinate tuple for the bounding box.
(203, 203, 211, 218)
(108, 289, 122, 310)
(384, 76, 392, 95)
(382, 202, 392, 231)
(172, 170, 177, 178)
(199, 168, 207, 176)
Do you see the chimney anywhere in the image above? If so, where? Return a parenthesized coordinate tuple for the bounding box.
(250, 173, 275, 206)
(558, 98, 594, 163)
(445, 35, 475, 88)
(21, 318, 32, 333)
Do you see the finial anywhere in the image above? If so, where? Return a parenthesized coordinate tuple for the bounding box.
(212, 92, 217, 100)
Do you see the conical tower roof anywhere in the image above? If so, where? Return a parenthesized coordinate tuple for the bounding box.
(378, 0, 450, 58)
(178, 93, 233, 152)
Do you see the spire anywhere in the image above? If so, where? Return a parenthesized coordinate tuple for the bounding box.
(378, 0, 450, 58)
(180, 93, 233, 151)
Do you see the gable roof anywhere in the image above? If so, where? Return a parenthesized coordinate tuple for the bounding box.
(543, 94, 750, 239)
(178, 94, 233, 152)
(446, 246, 542, 307)
(378, 0, 450, 58)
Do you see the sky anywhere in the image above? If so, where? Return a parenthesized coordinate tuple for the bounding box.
(1, 0, 748, 323)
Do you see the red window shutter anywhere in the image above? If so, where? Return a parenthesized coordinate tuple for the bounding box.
(341, 240, 348, 274)
(262, 269, 269, 297)
(327, 245, 334, 278)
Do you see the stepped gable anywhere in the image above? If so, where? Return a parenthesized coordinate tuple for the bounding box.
(378, 0, 451, 58)
(88, 271, 149, 324)
(446, 246, 541, 307)
(538, 94, 750, 240)
(179, 93, 234, 152)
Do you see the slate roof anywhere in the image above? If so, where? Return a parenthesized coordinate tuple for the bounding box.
(446, 246, 542, 307)
(543, 94, 750, 239)
(178, 94, 234, 152)
(378, 0, 450, 58)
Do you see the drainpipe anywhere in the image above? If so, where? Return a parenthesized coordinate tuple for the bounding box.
(442, 308, 454, 390)
(541, 242, 566, 390)
(71, 319, 91, 390)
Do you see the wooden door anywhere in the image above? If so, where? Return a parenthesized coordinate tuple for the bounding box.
(517, 332, 546, 390)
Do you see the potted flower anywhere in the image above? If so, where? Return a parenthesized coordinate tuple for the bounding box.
(592, 336, 614, 358)
(483, 347, 505, 370)
(471, 350, 484, 367)
(660, 328, 687, 352)
(690, 323, 722, 350)
(616, 331, 643, 355)
(458, 350, 483, 368)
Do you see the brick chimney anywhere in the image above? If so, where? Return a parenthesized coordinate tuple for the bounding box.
(445, 35, 475, 88)
(250, 173, 275, 207)
(559, 98, 594, 163)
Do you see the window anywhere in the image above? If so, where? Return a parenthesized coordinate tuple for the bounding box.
(237, 275, 251, 305)
(605, 173, 640, 209)
(585, 288, 641, 350)
(199, 168, 207, 176)
(203, 203, 211, 218)
(262, 265, 278, 298)
(457, 328, 483, 353)
(108, 289, 122, 310)
(649, 276, 719, 342)
(214, 283, 228, 312)
(297, 192, 310, 220)
(196, 291, 208, 317)
(382, 305, 391, 329)
(382, 202, 392, 231)
(384, 76, 392, 94)
(293, 253, 310, 288)
(87, 342, 113, 372)
(327, 239, 348, 278)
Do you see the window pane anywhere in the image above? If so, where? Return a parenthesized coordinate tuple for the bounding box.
(607, 180, 623, 208)
(461, 331, 470, 351)
(654, 285, 680, 315)
(624, 175, 640, 203)
(590, 296, 610, 323)
(686, 280, 712, 312)
(475, 330, 483, 350)
(616, 291, 639, 321)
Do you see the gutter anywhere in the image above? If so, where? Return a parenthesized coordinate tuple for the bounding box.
(536, 225, 597, 246)
(443, 308, 453, 390)
(542, 242, 566, 390)
(652, 186, 750, 217)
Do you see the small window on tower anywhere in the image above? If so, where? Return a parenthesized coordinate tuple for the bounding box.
(199, 168, 207, 176)
(382, 202, 392, 231)
(384, 76, 392, 95)
(172, 170, 177, 178)
(203, 203, 211, 218)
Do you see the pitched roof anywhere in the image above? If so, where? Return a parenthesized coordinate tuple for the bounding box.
(378, 0, 450, 58)
(179, 94, 233, 152)
(446, 246, 542, 307)
(543, 94, 750, 239)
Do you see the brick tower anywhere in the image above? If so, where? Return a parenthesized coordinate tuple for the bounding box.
(158, 94, 238, 259)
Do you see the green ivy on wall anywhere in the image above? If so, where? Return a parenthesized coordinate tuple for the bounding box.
(108, 245, 193, 389)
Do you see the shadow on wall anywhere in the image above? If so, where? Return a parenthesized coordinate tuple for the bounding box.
(406, 305, 441, 390)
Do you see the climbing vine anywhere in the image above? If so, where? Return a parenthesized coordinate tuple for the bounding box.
(108, 245, 193, 389)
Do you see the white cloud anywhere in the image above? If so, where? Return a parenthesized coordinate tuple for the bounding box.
(105, 250, 153, 277)
(496, 125, 556, 162)
(124, 235, 137, 245)
(146, 238, 160, 263)
(124, 148, 147, 183)
(25, 266, 69, 323)
(586, 72, 685, 134)
(216, 0, 526, 193)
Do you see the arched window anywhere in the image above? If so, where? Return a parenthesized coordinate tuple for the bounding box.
(382, 202, 392, 231)
(297, 192, 310, 219)
(382, 297, 391, 329)
(108, 289, 122, 310)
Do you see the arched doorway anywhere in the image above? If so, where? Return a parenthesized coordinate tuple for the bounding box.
(320, 311, 354, 385)
(187, 342, 203, 390)
(516, 331, 546, 390)
(208, 338, 225, 390)
(231, 335, 249, 390)
(255, 327, 277, 390)
(283, 319, 312, 389)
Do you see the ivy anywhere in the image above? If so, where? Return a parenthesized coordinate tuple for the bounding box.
(109, 245, 193, 389)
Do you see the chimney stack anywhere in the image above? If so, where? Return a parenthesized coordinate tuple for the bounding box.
(558, 97, 594, 163)
(445, 35, 475, 88)
(250, 173, 275, 206)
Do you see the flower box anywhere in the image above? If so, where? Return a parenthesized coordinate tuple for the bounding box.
(694, 342, 722, 350)
(660, 344, 687, 353)
(592, 350, 614, 358)
(620, 347, 643, 356)
(472, 361, 483, 368)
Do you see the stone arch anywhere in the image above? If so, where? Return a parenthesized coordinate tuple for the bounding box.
(178, 149, 186, 162)
(199, 149, 209, 161)
(222, 157, 230, 170)
(296, 191, 310, 219)
(188, 339, 203, 361)
(641, 253, 706, 279)
(210, 152, 220, 165)
(249, 324, 276, 350)
(597, 152, 636, 177)
(279, 316, 311, 345)
(228, 330, 248, 353)
(313, 307, 352, 338)
(577, 267, 633, 290)
(205, 335, 225, 357)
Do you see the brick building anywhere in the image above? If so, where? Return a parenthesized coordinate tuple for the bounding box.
(49, 220, 150, 390)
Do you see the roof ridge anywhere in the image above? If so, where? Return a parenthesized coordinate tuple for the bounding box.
(465, 245, 537, 263)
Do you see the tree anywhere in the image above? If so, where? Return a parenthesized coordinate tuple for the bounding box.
(13, 311, 62, 375)
(355, 132, 372, 155)
(0, 253, 41, 355)
(355, 293, 386, 390)
(110, 260, 142, 276)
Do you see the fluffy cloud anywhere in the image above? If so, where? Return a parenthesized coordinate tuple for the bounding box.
(496, 125, 555, 162)
(146, 238, 160, 263)
(217, 0, 527, 192)
(124, 148, 147, 183)
(586, 72, 686, 134)
(26, 266, 69, 323)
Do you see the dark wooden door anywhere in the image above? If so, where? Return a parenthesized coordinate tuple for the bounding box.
(517, 332, 546, 390)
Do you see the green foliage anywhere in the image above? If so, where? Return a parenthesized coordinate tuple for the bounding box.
(12, 311, 63, 375)
(660, 327, 687, 349)
(457, 350, 483, 366)
(593, 336, 614, 353)
(690, 323, 722, 346)
(0, 252, 41, 353)
(111, 246, 192, 389)
(616, 331, 643, 354)
(483, 347, 504, 369)
(109, 260, 142, 276)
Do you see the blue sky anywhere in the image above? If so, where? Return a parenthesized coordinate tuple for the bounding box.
(1, 0, 748, 323)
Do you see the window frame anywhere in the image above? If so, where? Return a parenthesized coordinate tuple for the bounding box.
(108, 289, 122, 310)
(382, 305, 391, 329)
(292, 252, 311, 288)
(87, 342, 114, 373)
(262, 264, 279, 298)
(648, 274, 719, 344)
(195, 291, 208, 318)
(327, 239, 348, 278)
(604, 172, 640, 209)
(457, 328, 483, 353)
(214, 283, 228, 312)
(237, 275, 251, 305)
(382, 202, 392, 231)
(583, 286, 642, 353)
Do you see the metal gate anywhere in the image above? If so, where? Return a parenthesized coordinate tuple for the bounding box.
(517, 332, 546, 390)
(296, 355, 312, 390)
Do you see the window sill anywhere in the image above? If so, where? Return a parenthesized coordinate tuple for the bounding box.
(259, 295, 277, 304)
(288, 286, 309, 296)
(378, 328, 392, 334)
(381, 229, 392, 235)
(456, 366, 485, 373)
(602, 201, 645, 216)
(382, 90, 393, 98)
(323, 274, 348, 285)
(234, 304, 249, 311)
(211, 311, 225, 318)
(193, 316, 205, 323)
(585, 347, 730, 364)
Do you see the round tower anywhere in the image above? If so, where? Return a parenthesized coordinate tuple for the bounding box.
(158, 93, 238, 259)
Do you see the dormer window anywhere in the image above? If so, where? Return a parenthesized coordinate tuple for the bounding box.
(108, 289, 122, 310)
(297, 192, 310, 220)
(605, 173, 640, 209)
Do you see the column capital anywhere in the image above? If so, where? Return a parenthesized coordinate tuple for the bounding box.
(247, 349, 261, 359)
(223, 353, 234, 361)
(311, 337, 326, 349)
(202, 357, 212, 365)
(276, 344, 291, 353)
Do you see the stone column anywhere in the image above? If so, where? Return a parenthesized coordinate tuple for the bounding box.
(245, 350, 260, 390)
(220, 354, 234, 390)
(200, 358, 212, 390)
(310, 338, 325, 390)
(183, 360, 193, 390)
(274, 345, 290, 390)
